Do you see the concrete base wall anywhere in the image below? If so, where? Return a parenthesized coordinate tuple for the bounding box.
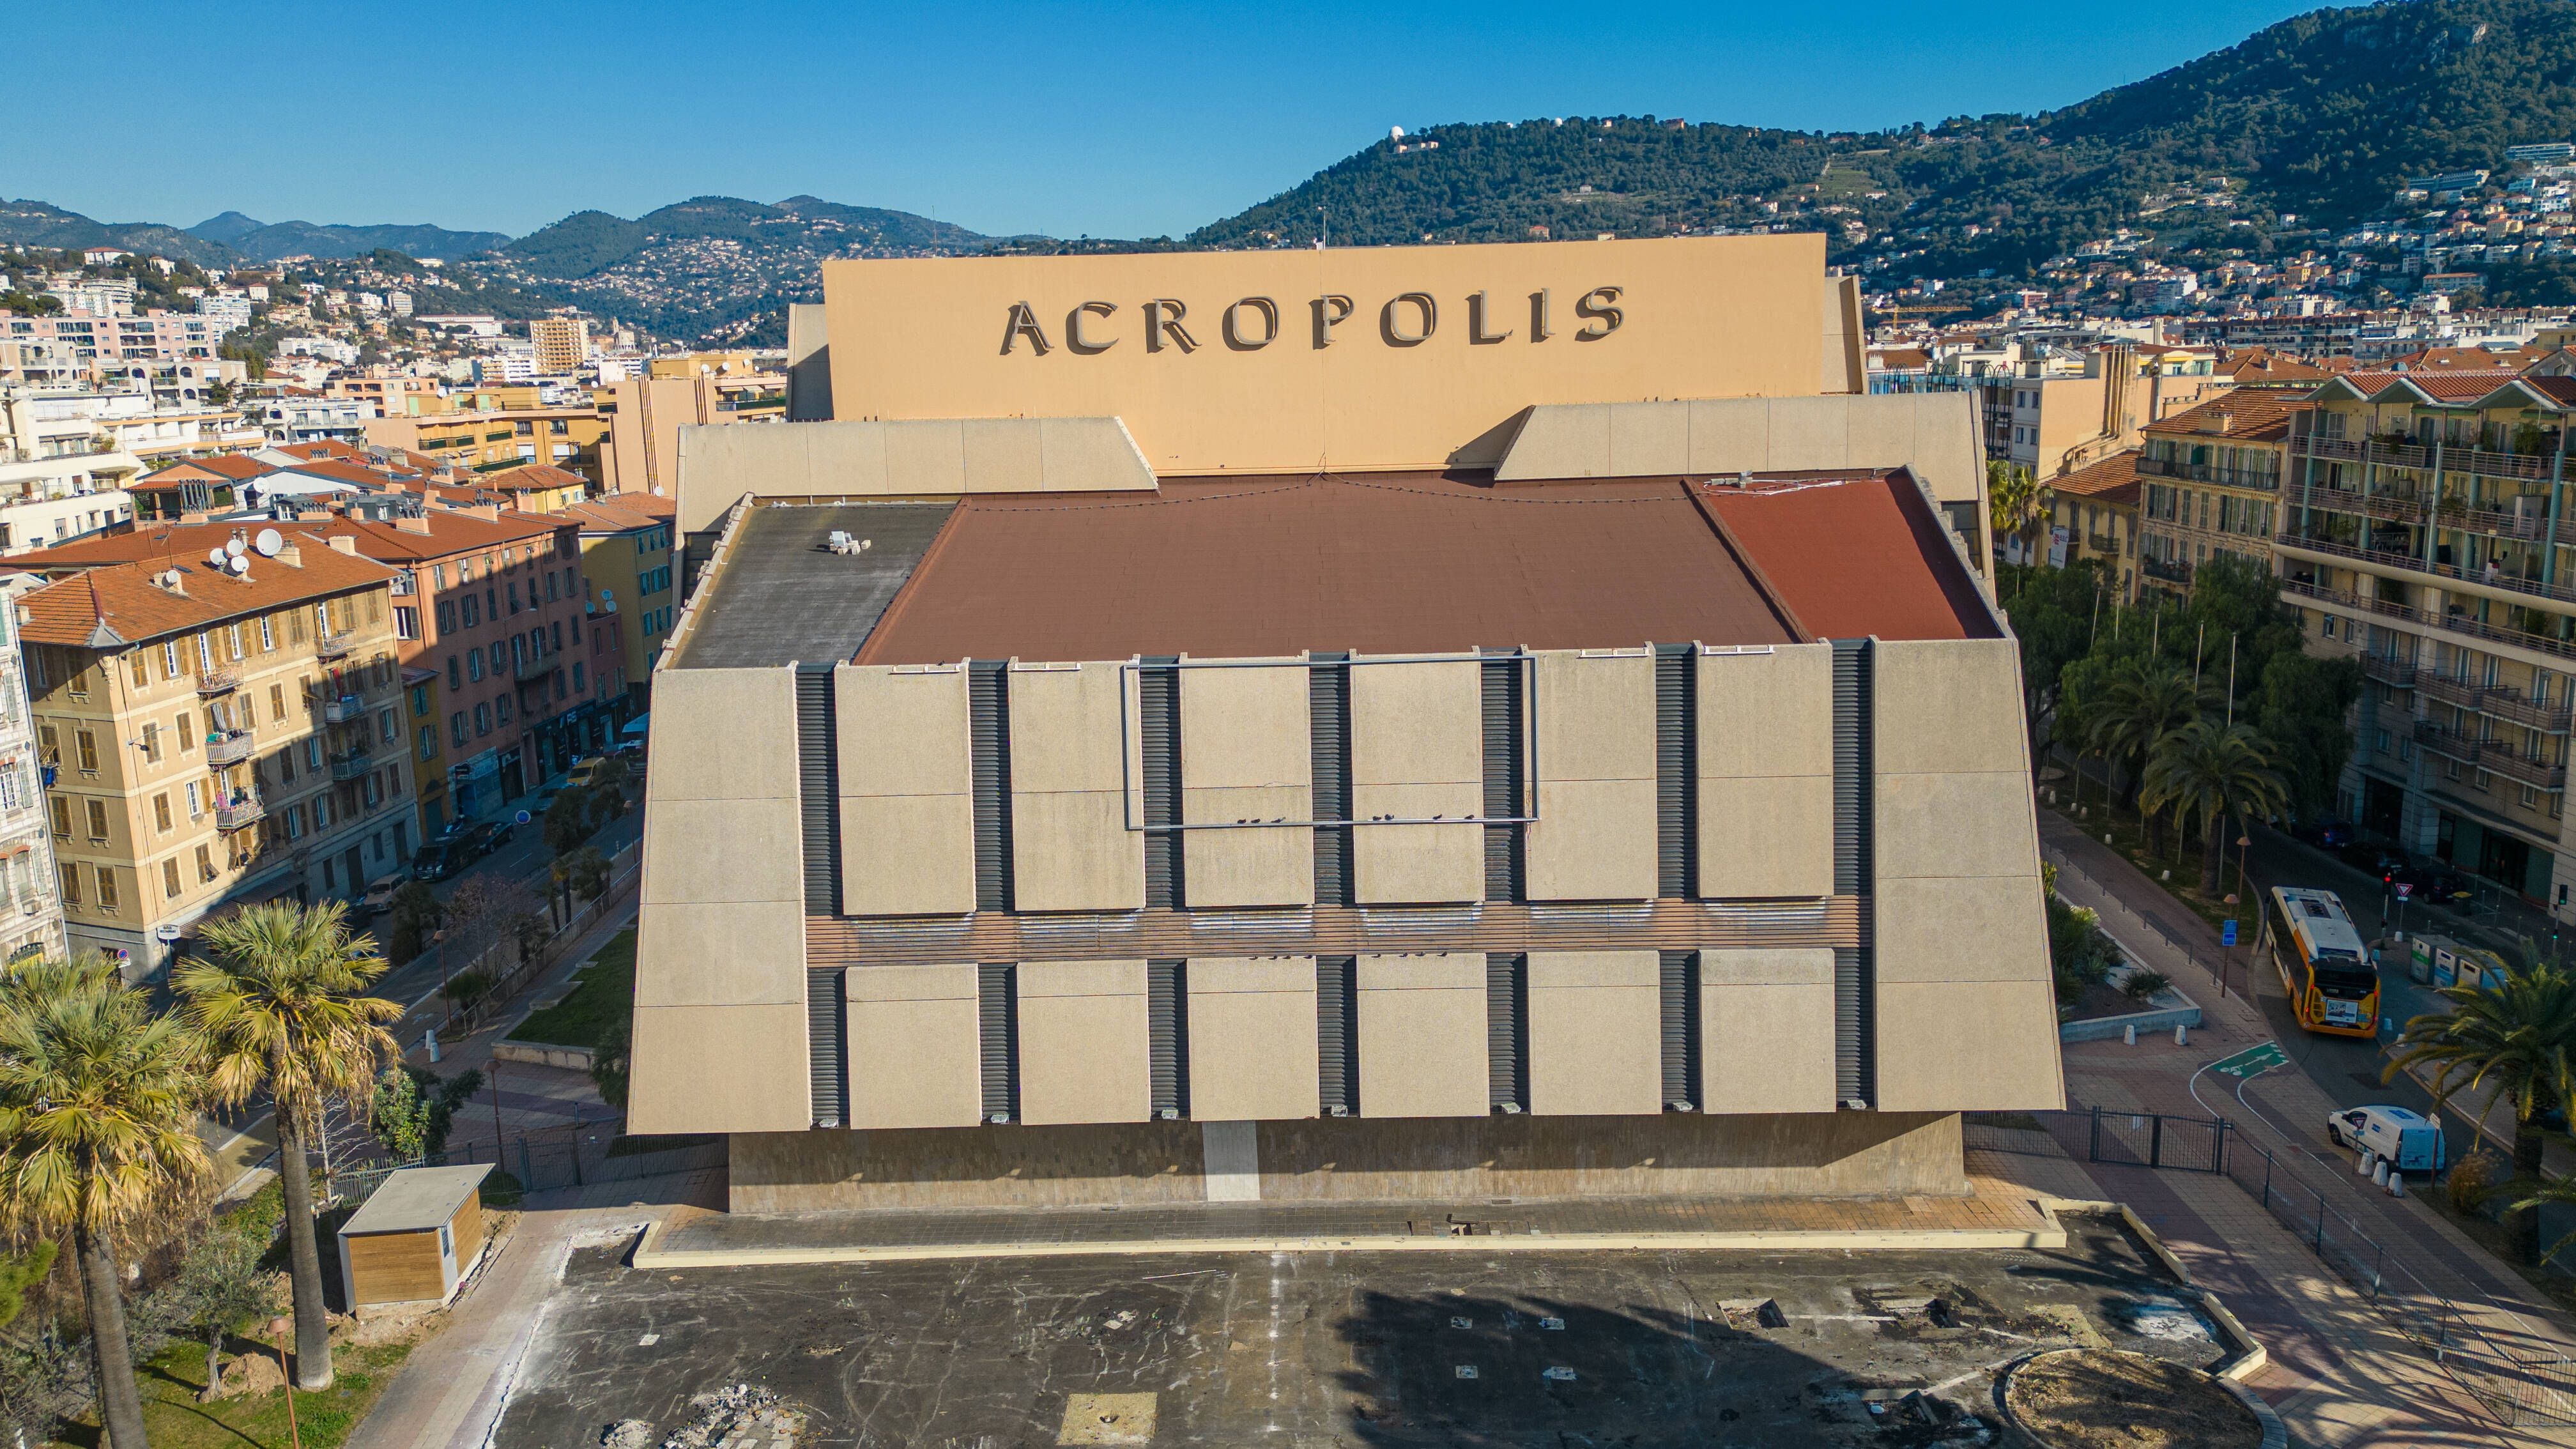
(726, 1110, 1966, 1214)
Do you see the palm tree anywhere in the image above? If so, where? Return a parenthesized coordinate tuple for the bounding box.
(2083, 658, 2213, 849)
(2139, 719, 2289, 896)
(1988, 459, 2053, 565)
(0, 955, 210, 1449)
(2389, 956, 2576, 1263)
(177, 903, 401, 1392)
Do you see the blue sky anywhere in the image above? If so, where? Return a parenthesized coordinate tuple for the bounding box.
(20, 1, 2353, 241)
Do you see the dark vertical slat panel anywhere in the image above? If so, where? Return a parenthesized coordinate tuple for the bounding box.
(1316, 954, 1357, 1115)
(1482, 653, 1524, 903)
(1310, 654, 1353, 907)
(1148, 959, 1187, 1118)
(1660, 949, 1699, 1110)
(1486, 952, 1527, 1112)
(970, 662, 1013, 913)
(1140, 660, 1184, 909)
(977, 962, 1018, 1122)
(806, 967, 845, 1128)
(1832, 639, 1875, 1109)
(1655, 645, 1698, 900)
(794, 667, 841, 915)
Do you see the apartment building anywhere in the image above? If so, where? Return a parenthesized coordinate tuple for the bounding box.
(13, 538, 417, 975)
(1989, 344, 2235, 491)
(2274, 368, 2576, 907)
(633, 235, 2060, 1215)
(552, 494, 674, 709)
(1, 310, 230, 367)
(365, 401, 608, 478)
(0, 579, 65, 967)
(2045, 450, 2142, 595)
(529, 318, 589, 374)
(2133, 391, 2297, 597)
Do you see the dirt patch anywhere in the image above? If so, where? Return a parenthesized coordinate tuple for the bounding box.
(2004, 1349, 2258, 1448)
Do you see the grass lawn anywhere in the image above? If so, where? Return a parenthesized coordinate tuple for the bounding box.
(510, 927, 633, 1050)
(54, 1338, 413, 1449)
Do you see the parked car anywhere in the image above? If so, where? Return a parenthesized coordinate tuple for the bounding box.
(2326, 1104, 2446, 1176)
(410, 820, 510, 881)
(349, 874, 405, 925)
(567, 755, 618, 789)
(2296, 816, 2354, 849)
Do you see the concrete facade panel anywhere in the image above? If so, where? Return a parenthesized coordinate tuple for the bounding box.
(1606, 402, 1690, 477)
(960, 417, 1045, 487)
(1010, 790, 1146, 912)
(1876, 980, 2064, 1112)
(645, 667, 801, 801)
(1873, 638, 2028, 777)
(631, 900, 806, 1008)
(1876, 771, 2043, 882)
(1017, 958, 1150, 1126)
(839, 792, 977, 916)
(1352, 817, 1485, 904)
(1350, 659, 1481, 793)
(1701, 949, 1837, 1114)
(1696, 775, 1835, 898)
(629, 1004, 810, 1135)
(1355, 953, 1489, 1117)
(835, 664, 971, 797)
(1526, 950, 1662, 1116)
(1179, 662, 1310, 790)
(1186, 956, 1322, 1123)
(1526, 777, 1657, 901)
(844, 964, 984, 1130)
(1873, 875, 2051, 985)
(882, 419, 968, 495)
(1698, 644, 1832, 778)
(1008, 662, 1129, 793)
(641, 798, 802, 907)
(1181, 786, 1314, 907)
(1532, 650, 1653, 783)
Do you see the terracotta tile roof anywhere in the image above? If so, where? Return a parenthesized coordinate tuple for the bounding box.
(2142, 390, 2308, 441)
(2050, 452, 2142, 505)
(137, 454, 273, 487)
(13, 542, 399, 647)
(2216, 348, 2331, 383)
(482, 464, 586, 495)
(270, 459, 401, 490)
(1, 508, 567, 574)
(551, 496, 674, 531)
(2337, 369, 2523, 401)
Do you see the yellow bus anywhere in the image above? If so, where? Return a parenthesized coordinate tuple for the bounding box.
(2262, 885, 2380, 1037)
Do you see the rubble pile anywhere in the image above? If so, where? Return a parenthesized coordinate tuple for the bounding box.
(600, 1384, 806, 1449)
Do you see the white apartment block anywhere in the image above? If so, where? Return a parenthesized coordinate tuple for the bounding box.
(0, 580, 64, 968)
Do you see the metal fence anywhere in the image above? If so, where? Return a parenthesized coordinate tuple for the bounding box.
(433, 842, 641, 1038)
(2079, 1100, 2576, 1427)
(2089, 1104, 2230, 1173)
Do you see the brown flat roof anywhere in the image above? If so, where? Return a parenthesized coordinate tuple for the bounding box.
(850, 470, 1990, 666)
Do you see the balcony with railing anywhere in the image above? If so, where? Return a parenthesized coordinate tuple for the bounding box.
(2416, 672, 2576, 732)
(215, 793, 264, 831)
(2297, 431, 2558, 484)
(328, 746, 374, 783)
(2416, 718, 2485, 762)
(2280, 577, 2576, 666)
(195, 668, 238, 696)
(319, 693, 367, 724)
(2273, 531, 2576, 608)
(2292, 477, 2559, 541)
(2360, 654, 2418, 689)
(514, 650, 556, 684)
(2138, 554, 2193, 584)
(204, 728, 256, 766)
(314, 632, 350, 663)
(2485, 746, 2570, 792)
(2138, 455, 2281, 490)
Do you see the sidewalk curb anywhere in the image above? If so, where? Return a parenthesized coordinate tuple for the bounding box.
(2039, 1197, 2269, 1382)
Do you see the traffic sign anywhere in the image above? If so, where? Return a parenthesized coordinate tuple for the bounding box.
(515, 809, 532, 825)
(2396, 882, 2414, 900)
(2221, 919, 2237, 947)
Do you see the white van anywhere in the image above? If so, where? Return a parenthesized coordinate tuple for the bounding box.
(2326, 1104, 2447, 1175)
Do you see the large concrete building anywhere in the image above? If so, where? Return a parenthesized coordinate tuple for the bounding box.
(632, 235, 2063, 1213)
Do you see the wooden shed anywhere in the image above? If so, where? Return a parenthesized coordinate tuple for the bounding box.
(337, 1163, 493, 1308)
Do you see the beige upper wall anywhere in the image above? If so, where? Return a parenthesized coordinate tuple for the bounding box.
(673, 415, 1156, 535)
(1492, 392, 1984, 507)
(1186, 956, 1321, 1122)
(1009, 662, 1145, 912)
(1180, 662, 1314, 908)
(1526, 951, 1662, 1116)
(1018, 959, 1151, 1125)
(1524, 650, 1656, 901)
(837, 664, 977, 916)
(1355, 953, 1489, 1117)
(820, 236, 1836, 478)
(1349, 658, 1484, 904)
(1698, 644, 1835, 898)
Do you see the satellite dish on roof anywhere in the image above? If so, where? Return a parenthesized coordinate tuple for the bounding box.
(227, 556, 249, 576)
(224, 537, 245, 558)
(254, 528, 282, 557)
(206, 548, 227, 568)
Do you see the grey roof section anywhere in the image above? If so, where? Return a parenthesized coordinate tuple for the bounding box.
(340, 1163, 493, 1236)
(672, 502, 956, 670)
